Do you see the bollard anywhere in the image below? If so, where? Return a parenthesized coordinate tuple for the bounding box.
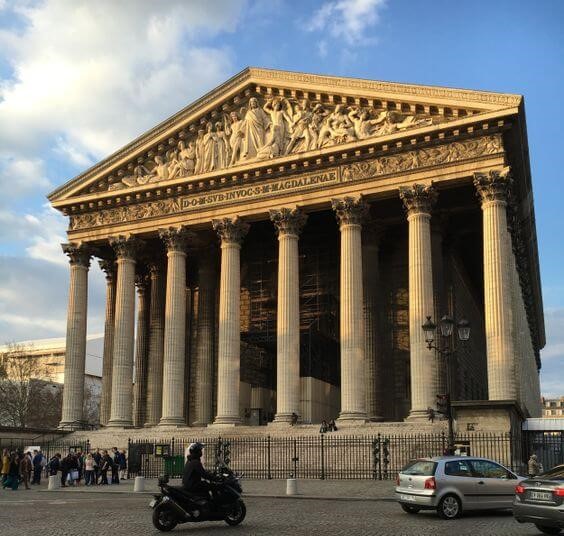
(134, 476, 145, 492)
(48, 475, 60, 490)
(286, 478, 298, 496)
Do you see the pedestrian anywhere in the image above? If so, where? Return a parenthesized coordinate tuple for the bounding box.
(84, 453, 95, 486)
(118, 449, 127, 481)
(1, 448, 9, 484)
(291, 412, 298, 426)
(328, 419, 338, 432)
(75, 451, 84, 485)
(528, 454, 541, 478)
(100, 450, 112, 485)
(31, 449, 43, 485)
(60, 453, 72, 487)
(111, 447, 120, 484)
(427, 407, 436, 423)
(2, 452, 20, 490)
(47, 453, 61, 476)
(20, 452, 32, 490)
(92, 449, 102, 485)
(319, 420, 328, 434)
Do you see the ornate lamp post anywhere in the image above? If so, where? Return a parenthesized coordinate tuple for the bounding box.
(421, 315, 471, 453)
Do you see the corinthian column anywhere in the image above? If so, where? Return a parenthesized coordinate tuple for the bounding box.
(363, 222, 384, 421)
(59, 243, 91, 429)
(474, 167, 517, 400)
(98, 259, 116, 426)
(332, 197, 368, 422)
(193, 248, 217, 426)
(159, 227, 193, 426)
(133, 272, 150, 427)
(108, 235, 142, 428)
(270, 208, 307, 423)
(144, 262, 166, 426)
(399, 184, 438, 420)
(212, 217, 249, 426)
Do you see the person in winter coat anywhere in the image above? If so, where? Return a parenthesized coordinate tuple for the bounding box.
(84, 453, 96, 486)
(100, 451, 113, 485)
(31, 449, 43, 485)
(20, 452, 32, 490)
(60, 453, 73, 487)
(182, 442, 215, 496)
(528, 454, 541, 477)
(47, 453, 61, 476)
(92, 449, 102, 485)
(118, 449, 127, 481)
(111, 447, 120, 484)
(2, 453, 20, 490)
(1, 448, 9, 484)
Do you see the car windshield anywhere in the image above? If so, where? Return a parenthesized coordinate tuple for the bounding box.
(537, 465, 564, 481)
(401, 460, 437, 476)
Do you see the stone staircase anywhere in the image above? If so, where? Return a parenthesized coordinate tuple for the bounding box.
(60, 420, 448, 450)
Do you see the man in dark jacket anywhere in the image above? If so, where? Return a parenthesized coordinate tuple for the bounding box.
(182, 442, 215, 496)
(31, 450, 43, 484)
(60, 453, 72, 487)
(47, 453, 61, 476)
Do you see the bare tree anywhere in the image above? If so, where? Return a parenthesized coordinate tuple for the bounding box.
(0, 342, 54, 427)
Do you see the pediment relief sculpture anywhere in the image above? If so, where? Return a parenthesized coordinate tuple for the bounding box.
(107, 95, 439, 192)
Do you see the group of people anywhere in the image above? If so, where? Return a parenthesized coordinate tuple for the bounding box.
(1, 448, 45, 490)
(319, 419, 338, 433)
(1, 446, 127, 490)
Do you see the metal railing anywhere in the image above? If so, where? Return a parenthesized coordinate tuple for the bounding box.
(125, 432, 524, 480)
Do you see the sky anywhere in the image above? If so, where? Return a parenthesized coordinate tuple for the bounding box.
(0, 0, 562, 397)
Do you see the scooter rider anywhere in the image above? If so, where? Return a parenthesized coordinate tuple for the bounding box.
(182, 442, 216, 496)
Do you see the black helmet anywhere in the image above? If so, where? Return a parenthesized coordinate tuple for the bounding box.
(188, 442, 205, 457)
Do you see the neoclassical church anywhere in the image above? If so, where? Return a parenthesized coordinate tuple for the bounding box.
(48, 68, 544, 430)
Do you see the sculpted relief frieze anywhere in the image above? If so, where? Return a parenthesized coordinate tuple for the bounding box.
(106, 96, 437, 192)
(69, 134, 502, 231)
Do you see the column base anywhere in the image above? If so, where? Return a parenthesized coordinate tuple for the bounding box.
(210, 416, 242, 427)
(143, 422, 159, 428)
(191, 421, 212, 428)
(107, 419, 134, 428)
(271, 412, 299, 424)
(405, 409, 431, 421)
(158, 417, 186, 427)
(58, 420, 83, 431)
(367, 415, 385, 422)
(337, 411, 367, 424)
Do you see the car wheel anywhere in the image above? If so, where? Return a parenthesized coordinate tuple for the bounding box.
(534, 525, 562, 535)
(437, 494, 462, 520)
(401, 504, 421, 514)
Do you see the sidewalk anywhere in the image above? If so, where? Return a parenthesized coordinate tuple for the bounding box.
(39, 478, 397, 502)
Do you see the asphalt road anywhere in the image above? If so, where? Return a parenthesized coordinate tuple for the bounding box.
(0, 491, 549, 535)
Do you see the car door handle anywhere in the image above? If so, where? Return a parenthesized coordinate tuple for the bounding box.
(478, 481, 485, 485)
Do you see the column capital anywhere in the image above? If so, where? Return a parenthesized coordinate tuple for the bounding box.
(135, 272, 150, 294)
(331, 196, 369, 227)
(109, 235, 143, 261)
(399, 184, 437, 216)
(474, 167, 512, 205)
(148, 261, 165, 279)
(62, 242, 92, 268)
(212, 216, 249, 245)
(98, 258, 116, 282)
(158, 226, 195, 253)
(269, 207, 307, 237)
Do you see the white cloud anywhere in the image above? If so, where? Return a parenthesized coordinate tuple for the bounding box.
(24, 204, 68, 265)
(0, 0, 245, 162)
(0, 156, 51, 204)
(305, 0, 386, 47)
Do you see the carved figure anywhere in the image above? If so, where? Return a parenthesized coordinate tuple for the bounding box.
(241, 97, 271, 159)
(226, 111, 245, 166)
(286, 99, 312, 154)
(348, 107, 386, 140)
(202, 122, 218, 173)
(263, 97, 292, 155)
(317, 104, 354, 148)
(151, 155, 170, 182)
(194, 129, 205, 175)
(178, 140, 196, 176)
(165, 147, 181, 180)
(215, 121, 231, 169)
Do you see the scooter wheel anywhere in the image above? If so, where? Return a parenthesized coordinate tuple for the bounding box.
(152, 504, 178, 532)
(224, 499, 246, 526)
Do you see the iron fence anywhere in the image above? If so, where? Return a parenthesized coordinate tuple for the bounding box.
(524, 431, 564, 473)
(126, 432, 524, 480)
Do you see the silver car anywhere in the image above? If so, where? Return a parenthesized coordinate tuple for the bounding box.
(395, 456, 523, 519)
(513, 464, 564, 535)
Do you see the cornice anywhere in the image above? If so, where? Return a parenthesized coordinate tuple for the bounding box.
(48, 67, 520, 204)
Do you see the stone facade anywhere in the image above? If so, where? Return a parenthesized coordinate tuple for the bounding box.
(47, 68, 544, 430)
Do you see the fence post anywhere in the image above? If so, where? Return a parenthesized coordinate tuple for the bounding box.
(292, 438, 298, 478)
(86, 439, 90, 454)
(171, 437, 175, 457)
(267, 436, 272, 480)
(320, 433, 325, 480)
(127, 437, 131, 479)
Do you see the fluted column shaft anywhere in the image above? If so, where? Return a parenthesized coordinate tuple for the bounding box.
(133, 274, 150, 427)
(159, 227, 192, 426)
(193, 251, 217, 426)
(475, 168, 516, 400)
(144, 263, 166, 426)
(363, 224, 384, 421)
(271, 208, 307, 423)
(108, 236, 141, 427)
(400, 184, 438, 419)
(213, 217, 249, 425)
(332, 197, 368, 421)
(59, 244, 91, 428)
(98, 260, 116, 426)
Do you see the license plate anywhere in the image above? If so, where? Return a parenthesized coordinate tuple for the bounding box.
(529, 491, 552, 501)
(149, 499, 157, 508)
(400, 494, 416, 502)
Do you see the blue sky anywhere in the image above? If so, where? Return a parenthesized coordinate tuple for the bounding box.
(0, 0, 562, 396)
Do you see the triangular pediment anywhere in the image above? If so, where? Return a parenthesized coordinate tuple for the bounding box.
(48, 67, 522, 204)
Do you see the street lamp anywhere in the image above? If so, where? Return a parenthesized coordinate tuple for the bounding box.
(421, 315, 471, 454)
